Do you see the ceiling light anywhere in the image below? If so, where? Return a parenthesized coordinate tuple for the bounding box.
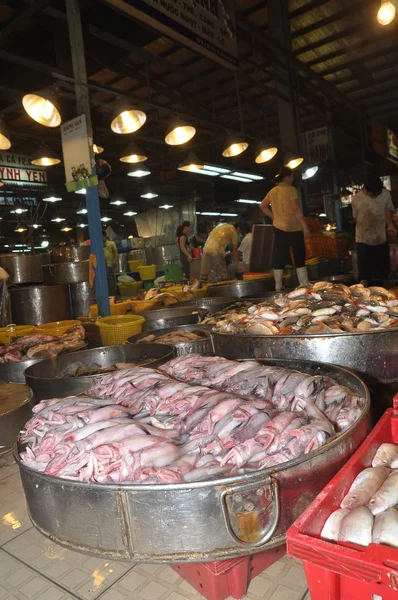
(43, 189, 62, 202)
(179, 152, 204, 171)
(101, 216, 112, 222)
(220, 174, 253, 182)
(231, 171, 264, 180)
(222, 135, 248, 158)
(203, 165, 231, 173)
(377, 1, 396, 25)
(41, 240, 49, 248)
(236, 199, 261, 204)
(123, 210, 137, 216)
(201, 212, 221, 216)
(255, 145, 278, 164)
(76, 202, 87, 214)
(319, 213, 327, 217)
(285, 153, 304, 169)
(159, 204, 173, 209)
(51, 216, 65, 223)
(22, 89, 61, 127)
(220, 213, 238, 217)
(140, 191, 158, 199)
(302, 166, 319, 180)
(61, 225, 73, 232)
(110, 103, 146, 134)
(110, 199, 126, 205)
(77, 222, 88, 228)
(10, 201, 27, 214)
(15, 224, 27, 233)
(31, 223, 42, 229)
(93, 143, 104, 154)
(165, 120, 196, 146)
(0, 119, 11, 150)
(75, 188, 86, 195)
(127, 166, 151, 178)
(31, 146, 61, 167)
(120, 141, 147, 163)
(178, 166, 218, 176)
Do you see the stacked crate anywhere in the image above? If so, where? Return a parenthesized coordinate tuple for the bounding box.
(305, 234, 349, 260)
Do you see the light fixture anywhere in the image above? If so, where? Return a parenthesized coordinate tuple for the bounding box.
(222, 135, 248, 158)
(43, 189, 62, 202)
(177, 166, 218, 176)
(165, 119, 196, 145)
(110, 198, 126, 205)
(302, 165, 319, 180)
(0, 119, 11, 150)
(101, 216, 112, 222)
(220, 174, 253, 183)
(123, 210, 137, 216)
(76, 202, 87, 214)
(201, 211, 220, 216)
(377, 1, 396, 25)
(179, 152, 204, 171)
(284, 153, 304, 169)
(203, 165, 230, 173)
(110, 103, 146, 134)
(236, 199, 261, 204)
(220, 213, 238, 217)
(10, 201, 28, 214)
(41, 240, 49, 248)
(0, 180, 4, 188)
(77, 222, 88, 228)
(51, 213, 65, 222)
(15, 224, 27, 233)
(255, 144, 278, 164)
(31, 223, 42, 229)
(319, 213, 327, 217)
(61, 224, 73, 232)
(140, 190, 158, 199)
(75, 188, 87, 195)
(22, 89, 61, 127)
(93, 143, 104, 154)
(127, 166, 151, 178)
(231, 171, 264, 180)
(159, 204, 173, 209)
(31, 146, 61, 167)
(119, 141, 147, 163)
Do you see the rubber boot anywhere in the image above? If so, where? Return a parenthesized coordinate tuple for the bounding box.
(296, 266, 309, 285)
(273, 269, 284, 292)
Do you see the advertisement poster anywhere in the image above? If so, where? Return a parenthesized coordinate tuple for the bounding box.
(61, 114, 94, 189)
(304, 127, 329, 163)
(0, 153, 47, 188)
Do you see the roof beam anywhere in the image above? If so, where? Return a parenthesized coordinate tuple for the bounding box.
(291, 1, 367, 40)
(0, 0, 51, 41)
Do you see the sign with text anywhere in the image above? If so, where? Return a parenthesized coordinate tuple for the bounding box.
(104, 0, 238, 69)
(387, 128, 398, 163)
(304, 126, 329, 163)
(61, 114, 92, 185)
(0, 153, 47, 188)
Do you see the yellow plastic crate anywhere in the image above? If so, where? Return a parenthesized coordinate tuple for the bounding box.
(35, 320, 80, 337)
(128, 259, 144, 272)
(97, 314, 145, 346)
(118, 281, 143, 298)
(129, 298, 162, 313)
(0, 324, 35, 344)
(137, 264, 157, 281)
(89, 301, 128, 319)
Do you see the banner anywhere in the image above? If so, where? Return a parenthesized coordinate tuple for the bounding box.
(304, 126, 329, 163)
(104, 0, 238, 69)
(0, 153, 47, 188)
(61, 114, 97, 191)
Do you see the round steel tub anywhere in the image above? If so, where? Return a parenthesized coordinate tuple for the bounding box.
(141, 307, 204, 332)
(24, 343, 175, 400)
(128, 324, 214, 356)
(173, 296, 238, 313)
(16, 359, 370, 563)
(1, 384, 33, 448)
(207, 278, 274, 298)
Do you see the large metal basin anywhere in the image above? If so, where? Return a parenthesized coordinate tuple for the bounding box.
(51, 246, 90, 263)
(24, 343, 175, 400)
(0, 384, 33, 448)
(207, 278, 274, 298)
(173, 296, 238, 313)
(16, 359, 370, 562)
(141, 307, 204, 332)
(128, 324, 215, 356)
(42, 261, 89, 285)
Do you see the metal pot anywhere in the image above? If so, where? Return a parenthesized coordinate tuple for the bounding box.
(69, 282, 96, 318)
(24, 343, 175, 400)
(51, 246, 90, 263)
(1, 384, 33, 448)
(173, 297, 238, 313)
(9, 285, 72, 325)
(128, 324, 215, 356)
(15, 359, 370, 563)
(42, 261, 89, 285)
(207, 278, 274, 298)
(141, 307, 204, 332)
(116, 253, 129, 273)
(0, 253, 50, 285)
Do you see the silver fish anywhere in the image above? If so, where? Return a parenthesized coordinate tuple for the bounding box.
(338, 506, 373, 547)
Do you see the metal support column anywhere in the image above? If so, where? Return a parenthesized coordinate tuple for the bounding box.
(65, 0, 110, 316)
(326, 101, 343, 231)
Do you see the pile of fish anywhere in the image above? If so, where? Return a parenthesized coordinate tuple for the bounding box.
(204, 283, 398, 335)
(0, 324, 86, 363)
(20, 355, 364, 484)
(321, 443, 398, 548)
(137, 328, 211, 345)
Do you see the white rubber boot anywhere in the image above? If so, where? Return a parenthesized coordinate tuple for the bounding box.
(296, 266, 309, 285)
(273, 269, 284, 292)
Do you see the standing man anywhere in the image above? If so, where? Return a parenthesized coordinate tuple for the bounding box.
(260, 166, 310, 292)
(103, 230, 118, 294)
(352, 175, 396, 284)
(200, 222, 240, 283)
(227, 222, 253, 278)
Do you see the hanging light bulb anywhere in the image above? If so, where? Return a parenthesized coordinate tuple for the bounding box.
(110, 103, 146, 134)
(302, 165, 319, 180)
(101, 215, 112, 222)
(255, 144, 278, 164)
(140, 189, 158, 199)
(22, 89, 61, 127)
(31, 223, 42, 229)
(76, 202, 87, 215)
(61, 224, 73, 232)
(31, 146, 61, 166)
(51, 214, 65, 222)
(0, 119, 11, 150)
(93, 143, 104, 154)
(123, 210, 137, 216)
(179, 152, 204, 171)
(127, 165, 151, 178)
(222, 134, 248, 158)
(165, 119, 196, 145)
(43, 189, 62, 202)
(110, 198, 126, 205)
(284, 152, 304, 169)
(119, 141, 147, 163)
(377, 0, 396, 25)
(15, 224, 27, 233)
(10, 201, 28, 214)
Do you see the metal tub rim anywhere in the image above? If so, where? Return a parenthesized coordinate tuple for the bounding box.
(15, 358, 370, 491)
(212, 326, 398, 339)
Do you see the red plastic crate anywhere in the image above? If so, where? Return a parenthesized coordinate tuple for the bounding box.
(171, 545, 286, 600)
(287, 394, 398, 600)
